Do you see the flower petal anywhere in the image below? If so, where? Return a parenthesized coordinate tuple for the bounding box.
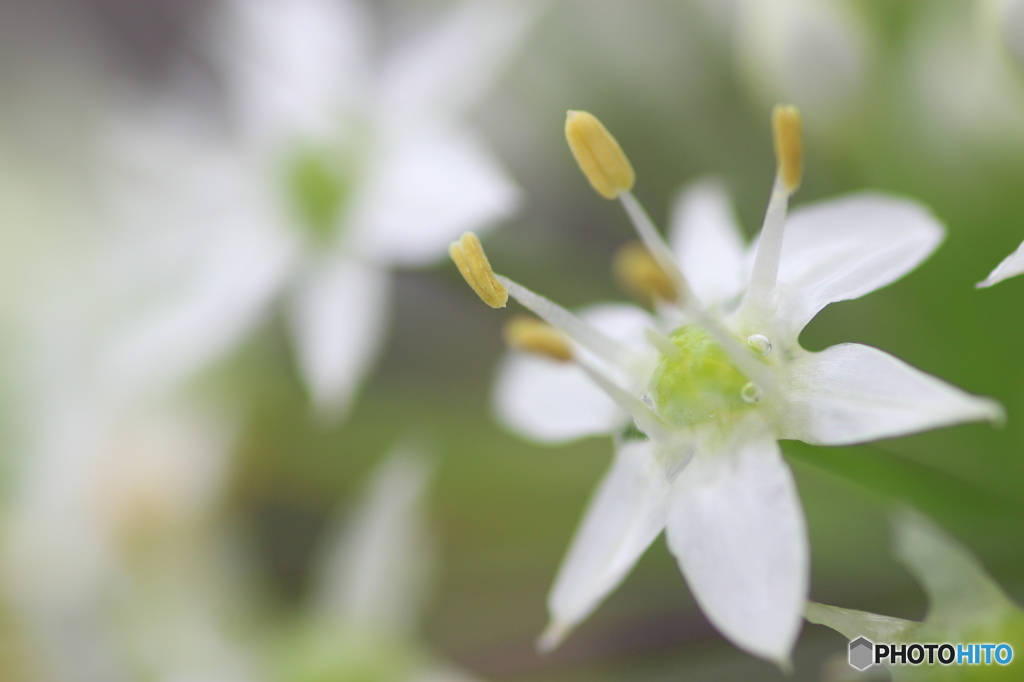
(668, 179, 747, 309)
(287, 257, 390, 418)
(779, 343, 1002, 446)
(309, 447, 434, 635)
(769, 193, 943, 338)
(664, 422, 808, 665)
(541, 439, 671, 651)
(978, 238, 1024, 287)
(379, 0, 542, 126)
(493, 304, 655, 443)
(350, 128, 520, 267)
(891, 508, 1017, 628)
(211, 0, 372, 145)
(97, 105, 297, 402)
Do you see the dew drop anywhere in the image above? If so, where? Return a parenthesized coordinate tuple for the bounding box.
(741, 381, 762, 404)
(746, 334, 772, 356)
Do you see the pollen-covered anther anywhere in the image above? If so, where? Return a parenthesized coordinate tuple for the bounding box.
(504, 315, 574, 362)
(565, 110, 635, 199)
(449, 232, 507, 308)
(772, 104, 803, 194)
(613, 241, 677, 304)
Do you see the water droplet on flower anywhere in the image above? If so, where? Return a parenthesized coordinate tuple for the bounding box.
(741, 381, 762, 404)
(746, 334, 772, 356)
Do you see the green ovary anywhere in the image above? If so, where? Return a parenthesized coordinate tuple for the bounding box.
(648, 325, 756, 429)
(288, 146, 352, 243)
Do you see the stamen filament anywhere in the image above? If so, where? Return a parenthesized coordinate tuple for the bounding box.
(745, 176, 790, 313)
(619, 192, 775, 392)
(497, 276, 637, 371)
(576, 358, 669, 441)
(682, 304, 777, 393)
(745, 105, 803, 316)
(619, 191, 694, 303)
(645, 328, 683, 360)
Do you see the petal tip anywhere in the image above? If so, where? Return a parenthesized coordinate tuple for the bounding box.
(774, 656, 794, 675)
(984, 398, 1007, 428)
(537, 619, 570, 653)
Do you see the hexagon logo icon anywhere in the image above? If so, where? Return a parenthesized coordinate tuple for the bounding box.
(849, 637, 874, 670)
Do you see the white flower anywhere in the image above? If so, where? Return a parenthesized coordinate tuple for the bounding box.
(807, 508, 1024, 680)
(192, 0, 537, 417)
(733, 0, 872, 129)
(453, 108, 1001, 665)
(903, 0, 1024, 155)
(2, 398, 253, 682)
(280, 447, 486, 682)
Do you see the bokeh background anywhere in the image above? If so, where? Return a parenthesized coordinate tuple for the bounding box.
(0, 0, 1023, 680)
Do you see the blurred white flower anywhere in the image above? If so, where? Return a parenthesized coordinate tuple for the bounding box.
(276, 447, 483, 682)
(2, 398, 253, 682)
(454, 108, 1001, 665)
(903, 0, 1024, 154)
(733, 0, 872, 129)
(187, 0, 537, 417)
(807, 508, 1024, 680)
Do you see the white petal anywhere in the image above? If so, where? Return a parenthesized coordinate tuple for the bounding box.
(350, 128, 519, 267)
(805, 602, 916, 642)
(978, 238, 1024, 287)
(493, 355, 627, 443)
(98, 107, 297, 402)
(779, 343, 1002, 446)
(668, 179, 747, 309)
(309, 447, 434, 635)
(493, 304, 655, 443)
(541, 439, 671, 650)
(379, 0, 542, 126)
(664, 423, 808, 665)
(287, 257, 390, 418)
(891, 508, 1016, 627)
(769, 193, 943, 338)
(211, 0, 372, 144)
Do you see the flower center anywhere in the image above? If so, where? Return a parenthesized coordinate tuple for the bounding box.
(287, 144, 354, 243)
(648, 324, 760, 429)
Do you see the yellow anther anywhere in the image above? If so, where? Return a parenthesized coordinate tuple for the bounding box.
(772, 104, 803, 194)
(449, 232, 507, 308)
(565, 110, 635, 200)
(503, 316, 574, 362)
(613, 241, 677, 305)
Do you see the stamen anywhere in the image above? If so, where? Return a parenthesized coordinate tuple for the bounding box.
(449, 232, 508, 308)
(504, 316, 574, 362)
(616, 194, 773, 392)
(619, 191, 694, 302)
(614, 241, 677, 304)
(644, 328, 683, 360)
(565, 110, 635, 200)
(682, 304, 777, 393)
(745, 104, 803, 316)
(497, 276, 636, 370)
(773, 105, 803, 193)
(576, 358, 668, 441)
